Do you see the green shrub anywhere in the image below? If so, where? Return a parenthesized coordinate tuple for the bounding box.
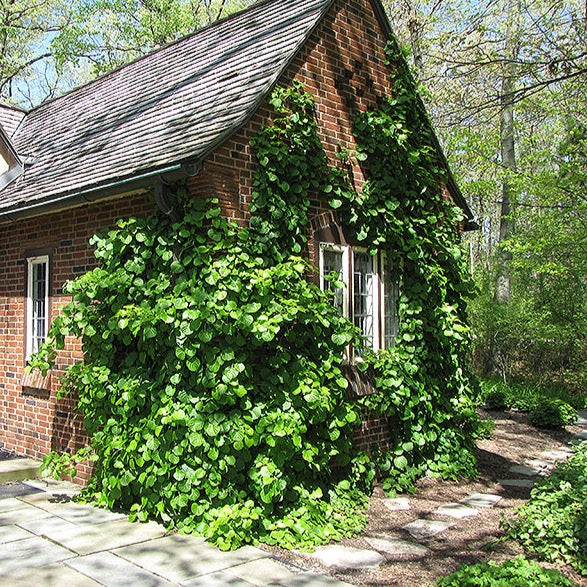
(436, 556, 579, 586)
(34, 201, 372, 551)
(503, 443, 587, 575)
(479, 378, 586, 420)
(484, 386, 509, 410)
(528, 399, 577, 429)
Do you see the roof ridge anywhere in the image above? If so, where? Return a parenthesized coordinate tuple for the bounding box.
(28, 0, 303, 115)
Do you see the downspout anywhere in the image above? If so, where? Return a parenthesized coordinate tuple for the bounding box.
(154, 161, 202, 223)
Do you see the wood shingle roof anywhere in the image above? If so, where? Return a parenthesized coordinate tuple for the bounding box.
(0, 104, 26, 139)
(0, 0, 336, 220)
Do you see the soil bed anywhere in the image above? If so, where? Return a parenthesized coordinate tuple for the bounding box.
(262, 410, 586, 586)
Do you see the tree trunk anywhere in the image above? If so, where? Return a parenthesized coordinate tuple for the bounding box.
(494, 0, 519, 304)
(407, 2, 424, 74)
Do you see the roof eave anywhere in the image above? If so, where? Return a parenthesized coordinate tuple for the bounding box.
(0, 163, 185, 225)
(0, 126, 23, 167)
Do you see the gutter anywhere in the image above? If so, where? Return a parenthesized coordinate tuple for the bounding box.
(0, 164, 183, 225)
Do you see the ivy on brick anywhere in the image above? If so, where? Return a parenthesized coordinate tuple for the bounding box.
(32, 42, 481, 550)
(342, 40, 482, 493)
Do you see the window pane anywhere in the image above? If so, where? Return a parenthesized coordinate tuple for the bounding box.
(28, 258, 48, 357)
(322, 248, 345, 315)
(383, 257, 400, 348)
(353, 251, 375, 352)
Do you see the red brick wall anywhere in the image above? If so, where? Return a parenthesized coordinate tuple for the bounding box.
(189, 0, 391, 248)
(0, 191, 154, 478)
(0, 0, 397, 469)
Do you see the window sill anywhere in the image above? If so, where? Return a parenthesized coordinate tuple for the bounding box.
(21, 369, 52, 395)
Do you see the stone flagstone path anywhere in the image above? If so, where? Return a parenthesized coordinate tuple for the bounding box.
(2, 412, 586, 582)
(306, 410, 587, 572)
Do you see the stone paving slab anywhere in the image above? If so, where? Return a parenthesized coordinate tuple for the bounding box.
(229, 558, 299, 585)
(0, 523, 34, 544)
(499, 479, 534, 489)
(365, 535, 430, 559)
(539, 449, 572, 461)
(403, 519, 454, 540)
(571, 432, 587, 443)
(23, 479, 81, 497)
(20, 513, 82, 536)
(575, 410, 587, 427)
(21, 516, 168, 555)
(508, 464, 542, 476)
(434, 503, 479, 519)
(311, 545, 385, 569)
(0, 535, 75, 575)
(270, 572, 355, 586)
(115, 534, 268, 583)
(49, 503, 127, 525)
(0, 497, 31, 513)
(17, 490, 76, 509)
(0, 503, 53, 526)
(184, 570, 256, 586)
(381, 497, 411, 511)
(0, 458, 41, 483)
(459, 493, 502, 508)
(66, 551, 173, 586)
(0, 480, 349, 587)
(525, 458, 555, 470)
(0, 562, 100, 586)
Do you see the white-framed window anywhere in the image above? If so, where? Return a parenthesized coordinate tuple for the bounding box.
(319, 243, 349, 318)
(353, 249, 379, 355)
(381, 253, 401, 349)
(26, 255, 49, 360)
(319, 244, 400, 355)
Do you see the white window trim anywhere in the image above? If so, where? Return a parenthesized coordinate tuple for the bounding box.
(380, 252, 402, 349)
(26, 255, 49, 360)
(319, 243, 350, 319)
(352, 248, 380, 353)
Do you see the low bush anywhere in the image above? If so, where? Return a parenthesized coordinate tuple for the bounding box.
(503, 443, 587, 575)
(528, 399, 577, 429)
(436, 556, 578, 586)
(483, 386, 508, 410)
(480, 379, 583, 428)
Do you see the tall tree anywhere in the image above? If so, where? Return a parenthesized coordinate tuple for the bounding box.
(385, 0, 587, 378)
(494, 0, 520, 304)
(0, 0, 66, 102)
(51, 0, 253, 76)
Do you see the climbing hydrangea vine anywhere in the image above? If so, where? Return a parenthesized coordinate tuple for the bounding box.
(341, 41, 482, 492)
(33, 41, 481, 550)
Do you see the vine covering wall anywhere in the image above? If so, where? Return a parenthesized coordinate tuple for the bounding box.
(34, 42, 481, 549)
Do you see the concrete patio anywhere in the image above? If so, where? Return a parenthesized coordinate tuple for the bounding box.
(0, 475, 350, 587)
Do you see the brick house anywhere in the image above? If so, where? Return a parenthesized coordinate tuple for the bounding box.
(0, 0, 475, 472)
